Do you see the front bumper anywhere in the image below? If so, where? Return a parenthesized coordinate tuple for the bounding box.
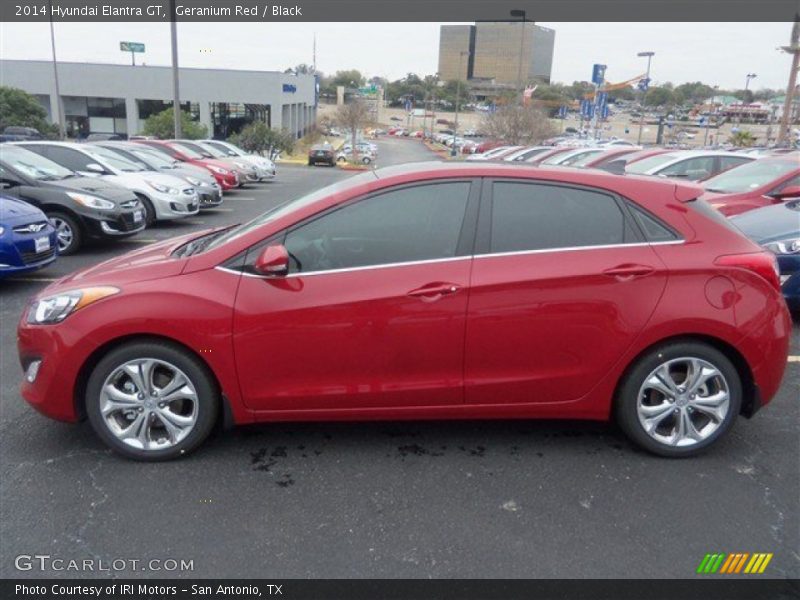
(85, 209, 146, 240)
(0, 230, 58, 279)
(780, 271, 800, 312)
(198, 184, 224, 208)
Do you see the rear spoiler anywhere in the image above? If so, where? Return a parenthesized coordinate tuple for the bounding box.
(674, 182, 704, 203)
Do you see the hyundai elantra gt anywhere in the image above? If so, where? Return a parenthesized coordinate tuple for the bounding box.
(17, 162, 791, 460)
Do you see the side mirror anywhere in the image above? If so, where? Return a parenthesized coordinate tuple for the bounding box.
(0, 180, 14, 189)
(86, 163, 106, 174)
(771, 185, 800, 200)
(254, 244, 289, 277)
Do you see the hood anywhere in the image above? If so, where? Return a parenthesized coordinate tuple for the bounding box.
(48, 176, 137, 202)
(0, 195, 45, 221)
(198, 158, 239, 172)
(133, 171, 194, 190)
(171, 166, 216, 185)
(50, 230, 208, 290)
(730, 200, 800, 244)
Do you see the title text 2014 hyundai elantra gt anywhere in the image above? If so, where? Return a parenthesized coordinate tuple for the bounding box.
(17, 163, 791, 460)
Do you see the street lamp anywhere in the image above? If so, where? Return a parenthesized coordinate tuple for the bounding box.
(452, 51, 470, 156)
(511, 9, 527, 104)
(636, 51, 655, 145)
(47, 0, 65, 139)
(739, 73, 757, 124)
(703, 85, 719, 147)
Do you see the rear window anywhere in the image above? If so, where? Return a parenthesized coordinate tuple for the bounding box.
(689, 198, 742, 233)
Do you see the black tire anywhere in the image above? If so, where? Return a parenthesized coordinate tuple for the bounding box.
(85, 341, 219, 461)
(47, 211, 82, 255)
(307, 160, 313, 166)
(615, 341, 742, 457)
(136, 194, 156, 226)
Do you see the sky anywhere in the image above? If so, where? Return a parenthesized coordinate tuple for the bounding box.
(0, 21, 792, 91)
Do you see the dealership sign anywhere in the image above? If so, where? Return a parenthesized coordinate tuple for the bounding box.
(119, 41, 145, 52)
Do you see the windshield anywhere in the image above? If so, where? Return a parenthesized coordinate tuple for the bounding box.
(0, 145, 74, 180)
(203, 171, 378, 253)
(173, 142, 212, 159)
(93, 146, 152, 171)
(558, 149, 604, 166)
(625, 153, 681, 174)
(86, 146, 146, 172)
(170, 142, 206, 160)
(130, 148, 177, 170)
(198, 143, 228, 159)
(703, 159, 799, 194)
(208, 141, 244, 156)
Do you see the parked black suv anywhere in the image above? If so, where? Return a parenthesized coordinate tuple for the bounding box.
(0, 145, 145, 254)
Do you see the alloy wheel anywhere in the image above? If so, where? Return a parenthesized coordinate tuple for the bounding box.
(637, 357, 731, 447)
(99, 358, 199, 451)
(52, 217, 74, 252)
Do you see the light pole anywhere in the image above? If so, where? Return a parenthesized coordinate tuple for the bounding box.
(511, 9, 526, 104)
(703, 85, 719, 147)
(169, 0, 182, 138)
(740, 73, 757, 125)
(778, 17, 800, 146)
(636, 51, 655, 145)
(47, 0, 65, 139)
(452, 51, 470, 157)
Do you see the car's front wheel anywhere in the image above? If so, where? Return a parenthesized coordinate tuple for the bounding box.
(86, 341, 219, 460)
(48, 211, 82, 255)
(615, 341, 742, 457)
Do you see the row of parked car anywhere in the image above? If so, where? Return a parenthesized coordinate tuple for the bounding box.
(0, 138, 277, 278)
(458, 142, 800, 311)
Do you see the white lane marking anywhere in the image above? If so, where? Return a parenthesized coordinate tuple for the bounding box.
(182, 220, 206, 225)
(788, 356, 800, 363)
(225, 196, 256, 201)
(204, 207, 234, 212)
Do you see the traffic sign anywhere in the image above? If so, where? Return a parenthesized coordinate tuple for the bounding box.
(592, 64, 607, 85)
(637, 78, 650, 91)
(120, 41, 145, 53)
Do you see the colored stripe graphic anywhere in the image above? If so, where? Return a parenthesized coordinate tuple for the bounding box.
(697, 552, 772, 574)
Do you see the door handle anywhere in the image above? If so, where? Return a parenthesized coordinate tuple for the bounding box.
(407, 283, 461, 301)
(603, 264, 655, 280)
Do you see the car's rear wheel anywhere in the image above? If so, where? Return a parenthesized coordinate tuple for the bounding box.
(48, 211, 82, 255)
(86, 341, 219, 461)
(615, 341, 741, 457)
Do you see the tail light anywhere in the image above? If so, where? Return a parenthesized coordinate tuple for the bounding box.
(714, 252, 782, 291)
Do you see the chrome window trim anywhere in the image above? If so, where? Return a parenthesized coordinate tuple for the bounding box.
(214, 240, 684, 279)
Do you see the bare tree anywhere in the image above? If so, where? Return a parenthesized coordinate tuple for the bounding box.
(334, 100, 371, 159)
(480, 105, 556, 145)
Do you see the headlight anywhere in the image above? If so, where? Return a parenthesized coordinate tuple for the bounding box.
(185, 176, 201, 186)
(146, 180, 180, 195)
(209, 166, 229, 175)
(66, 192, 115, 211)
(0, 226, 5, 235)
(27, 286, 120, 324)
(234, 161, 248, 169)
(764, 238, 800, 255)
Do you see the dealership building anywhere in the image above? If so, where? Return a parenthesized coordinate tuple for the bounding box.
(0, 60, 317, 139)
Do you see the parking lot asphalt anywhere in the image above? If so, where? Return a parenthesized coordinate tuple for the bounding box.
(0, 137, 798, 579)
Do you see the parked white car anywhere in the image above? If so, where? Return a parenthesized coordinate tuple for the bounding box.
(465, 145, 524, 161)
(93, 142, 224, 208)
(625, 150, 756, 181)
(15, 141, 200, 224)
(540, 147, 609, 166)
(502, 146, 552, 162)
(199, 140, 276, 181)
(336, 149, 374, 164)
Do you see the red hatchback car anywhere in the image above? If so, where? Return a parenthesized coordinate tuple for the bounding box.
(18, 163, 791, 460)
(700, 156, 800, 217)
(135, 140, 240, 191)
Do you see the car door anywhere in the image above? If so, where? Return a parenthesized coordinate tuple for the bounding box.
(232, 179, 479, 411)
(464, 179, 671, 406)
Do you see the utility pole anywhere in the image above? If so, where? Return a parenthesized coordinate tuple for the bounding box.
(47, 0, 66, 139)
(778, 16, 800, 146)
(636, 51, 655, 145)
(511, 9, 527, 104)
(169, 0, 182, 138)
(452, 51, 469, 156)
(703, 85, 719, 147)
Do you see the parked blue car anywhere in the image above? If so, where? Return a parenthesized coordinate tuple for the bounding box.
(731, 200, 800, 312)
(0, 195, 58, 279)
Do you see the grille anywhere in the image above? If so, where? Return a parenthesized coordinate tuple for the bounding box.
(20, 247, 56, 265)
(13, 222, 49, 234)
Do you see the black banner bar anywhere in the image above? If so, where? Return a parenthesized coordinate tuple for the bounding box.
(1, 0, 798, 23)
(3, 579, 800, 600)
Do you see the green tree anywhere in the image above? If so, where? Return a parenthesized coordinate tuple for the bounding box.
(141, 107, 208, 139)
(0, 86, 60, 137)
(729, 130, 757, 147)
(644, 86, 676, 108)
(228, 121, 294, 158)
